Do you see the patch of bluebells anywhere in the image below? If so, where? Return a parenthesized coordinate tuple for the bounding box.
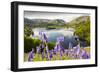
(28, 32, 90, 61)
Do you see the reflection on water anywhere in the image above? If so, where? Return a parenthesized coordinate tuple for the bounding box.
(32, 28, 87, 48)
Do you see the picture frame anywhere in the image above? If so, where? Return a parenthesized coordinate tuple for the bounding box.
(11, 1, 98, 72)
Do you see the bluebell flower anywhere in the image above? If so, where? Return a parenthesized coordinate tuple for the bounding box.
(39, 31, 42, 35)
(80, 50, 90, 59)
(68, 42, 73, 49)
(45, 46, 50, 60)
(60, 50, 63, 56)
(41, 52, 44, 59)
(53, 49, 56, 54)
(49, 50, 53, 59)
(28, 48, 34, 61)
(36, 46, 40, 53)
(43, 33, 48, 43)
(46, 46, 49, 53)
(73, 44, 80, 55)
(39, 31, 48, 43)
(57, 36, 64, 42)
(41, 44, 45, 49)
(54, 44, 59, 52)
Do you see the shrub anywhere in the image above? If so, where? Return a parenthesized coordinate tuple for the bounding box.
(24, 36, 42, 53)
(47, 42, 55, 50)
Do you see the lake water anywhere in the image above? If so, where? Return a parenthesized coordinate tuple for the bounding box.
(32, 28, 87, 48)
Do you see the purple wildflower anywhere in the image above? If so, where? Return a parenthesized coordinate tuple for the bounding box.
(41, 52, 44, 59)
(46, 46, 48, 52)
(53, 49, 57, 54)
(60, 50, 63, 56)
(43, 33, 48, 43)
(58, 43, 64, 52)
(41, 44, 45, 48)
(60, 45, 65, 53)
(73, 44, 80, 55)
(49, 51, 53, 59)
(54, 37, 65, 55)
(68, 42, 73, 49)
(36, 46, 40, 53)
(39, 31, 42, 35)
(28, 48, 34, 61)
(45, 46, 50, 60)
(80, 50, 90, 59)
(54, 44, 59, 52)
(57, 36, 64, 42)
(39, 31, 48, 43)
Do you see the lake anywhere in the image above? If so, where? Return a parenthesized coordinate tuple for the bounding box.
(32, 28, 87, 49)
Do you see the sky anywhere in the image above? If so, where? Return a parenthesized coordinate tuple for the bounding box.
(24, 11, 89, 22)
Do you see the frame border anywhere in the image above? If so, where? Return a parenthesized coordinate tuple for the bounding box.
(11, 1, 98, 72)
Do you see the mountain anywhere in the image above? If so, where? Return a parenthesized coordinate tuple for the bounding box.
(67, 16, 90, 28)
(24, 18, 66, 27)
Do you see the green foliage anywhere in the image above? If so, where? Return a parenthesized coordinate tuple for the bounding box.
(74, 16, 90, 45)
(24, 36, 34, 53)
(47, 42, 55, 50)
(24, 25, 33, 36)
(33, 38, 42, 49)
(24, 34, 55, 53)
(24, 36, 42, 53)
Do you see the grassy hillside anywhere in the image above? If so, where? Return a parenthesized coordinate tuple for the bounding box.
(68, 16, 90, 45)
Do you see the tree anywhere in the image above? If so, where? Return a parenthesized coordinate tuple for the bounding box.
(74, 17, 90, 45)
(24, 25, 33, 36)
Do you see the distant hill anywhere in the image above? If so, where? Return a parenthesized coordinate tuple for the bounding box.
(24, 16, 90, 29)
(24, 18, 66, 27)
(67, 16, 90, 28)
